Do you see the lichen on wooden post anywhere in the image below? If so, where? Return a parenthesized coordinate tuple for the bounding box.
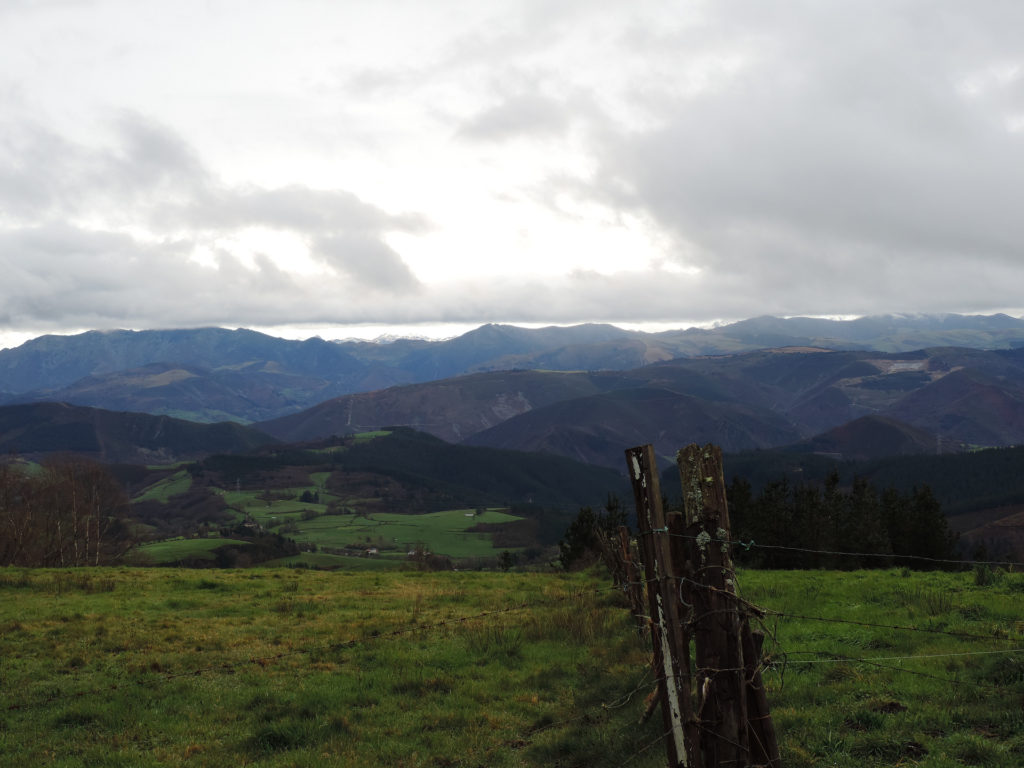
(677, 443, 746, 767)
(677, 442, 780, 768)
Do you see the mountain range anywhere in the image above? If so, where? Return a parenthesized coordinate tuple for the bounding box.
(1, 314, 1023, 472)
(3, 313, 1024, 558)
(259, 345, 1024, 469)
(3, 313, 1024, 424)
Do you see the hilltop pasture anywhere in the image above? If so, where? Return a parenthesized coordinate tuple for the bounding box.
(2, 567, 1023, 767)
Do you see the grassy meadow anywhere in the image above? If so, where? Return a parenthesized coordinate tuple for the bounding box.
(1, 566, 1023, 767)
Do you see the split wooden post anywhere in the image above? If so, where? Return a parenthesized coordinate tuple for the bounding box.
(625, 445, 700, 768)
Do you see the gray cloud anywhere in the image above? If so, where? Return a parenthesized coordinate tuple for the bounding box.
(0, 114, 427, 330)
(584, 1, 1024, 319)
(180, 184, 429, 240)
(459, 91, 575, 142)
(3, 0, 1024, 340)
(0, 115, 206, 223)
(312, 233, 420, 290)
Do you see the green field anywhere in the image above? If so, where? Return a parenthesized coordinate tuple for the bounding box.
(263, 553, 409, 571)
(212, 484, 522, 559)
(134, 470, 193, 503)
(2, 566, 1023, 767)
(136, 537, 252, 563)
(291, 508, 523, 558)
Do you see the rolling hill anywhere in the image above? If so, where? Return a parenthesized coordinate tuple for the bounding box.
(124, 427, 630, 552)
(463, 386, 801, 468)
(258, 345, 1024, 468)
(787, 415, 939, 460)
(0, 402, 276, 464)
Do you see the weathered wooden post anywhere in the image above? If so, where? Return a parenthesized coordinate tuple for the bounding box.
(617, 525, 648, 636)
(742, 626, 781, 766)
(678, 443, 779, 768)
(626, 445, 700, 768)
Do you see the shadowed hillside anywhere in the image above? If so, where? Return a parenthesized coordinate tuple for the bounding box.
(0, 402, 276, 464)
(259, 345, 1024, 469)
(790, 415, 939, 460)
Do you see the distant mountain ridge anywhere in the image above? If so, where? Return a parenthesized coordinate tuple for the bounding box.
(2, 314, 1023, 423)
(259, 345, 1024, 468)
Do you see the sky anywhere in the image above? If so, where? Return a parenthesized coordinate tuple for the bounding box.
(1, 0, 1023, 349)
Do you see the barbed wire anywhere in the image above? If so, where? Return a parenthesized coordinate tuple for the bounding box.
(663, 530, 1024, 569)
(763, 608, 1021, 643)
(783, 647, 1024, 665)
(621, 727, 673, 766)
(791, 650, 1024, 691)
(618, 573, 1022, 645)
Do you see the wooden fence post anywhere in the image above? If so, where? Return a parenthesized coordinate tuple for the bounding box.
(677, 443, 780, 768)
(618, 525, 648, 636)
(593, 522, 647, 635)
(626, 445, 700, 768)
(742, 627, 781, 766)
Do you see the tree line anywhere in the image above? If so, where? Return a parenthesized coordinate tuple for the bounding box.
(725, 471, 960, 568)
(0, 457, 134, 567)
(561, 474, 961, 571)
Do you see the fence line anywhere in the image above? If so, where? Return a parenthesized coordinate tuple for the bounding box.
(614, 574, 1022, 645)
(7, 488, 1024, 765)
(764, 608, 1022, 643)
(664, 531, 1024, 569)
(788, 652, 1021, 692)
(619, 441, 1024, 768)
(784, 647, 1024, 665)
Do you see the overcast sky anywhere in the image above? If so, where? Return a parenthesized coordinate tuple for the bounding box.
(1, 0, 1023, 347)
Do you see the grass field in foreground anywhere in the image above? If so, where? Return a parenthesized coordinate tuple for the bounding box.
(1, 567, 1023, 767)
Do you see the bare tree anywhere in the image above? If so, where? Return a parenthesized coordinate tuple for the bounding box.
(0, 455, 133, 567)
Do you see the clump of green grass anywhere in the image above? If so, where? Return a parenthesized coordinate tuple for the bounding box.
(947, 732, 1005, 766)
(0, 570, 33, 588)
(892, 582, 954, 615)
(49, 572, 117, 593)
(464, 623, 524, 661)
(975, 563, 1003, 587)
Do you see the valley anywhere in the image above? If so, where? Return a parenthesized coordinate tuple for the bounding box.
(2, 315, 1024, 567)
